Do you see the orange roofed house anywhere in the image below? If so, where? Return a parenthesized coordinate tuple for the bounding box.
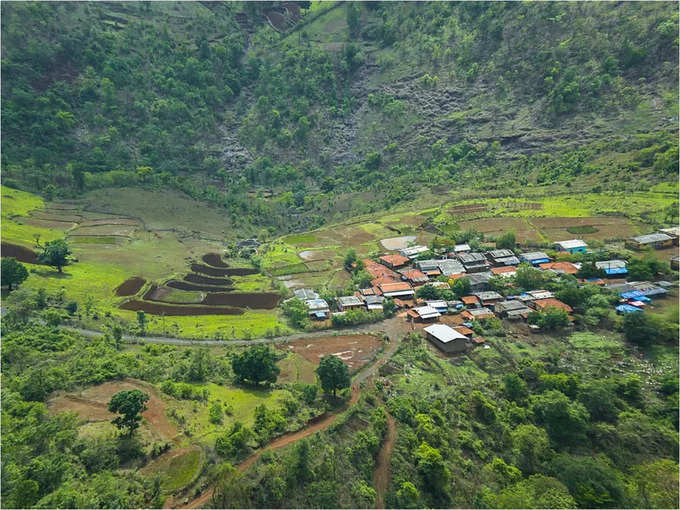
(539, 261, 579, 275)
(379, 281, 415, 299)
(363, 258, 399, 281)
(379, 254, 410, 269)
(532, 298, 573, 313)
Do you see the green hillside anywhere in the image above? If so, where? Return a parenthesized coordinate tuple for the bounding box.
(2, 1, 678, 234)
(1, 3, 678, 510)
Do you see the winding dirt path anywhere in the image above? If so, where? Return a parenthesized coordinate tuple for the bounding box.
(373, 402, 397, 509)
(175, 325, 403, 509)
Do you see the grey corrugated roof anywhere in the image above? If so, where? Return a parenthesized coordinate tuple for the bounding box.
(632, 233, 673, 244)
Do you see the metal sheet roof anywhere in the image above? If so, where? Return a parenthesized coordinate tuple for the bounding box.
(424, 324, 467, 343)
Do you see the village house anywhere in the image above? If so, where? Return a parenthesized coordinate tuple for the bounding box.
(458, 252, 490, 272)
(495, 300, 532, 319)
(554, 239, 587, 253)
(399, 245, 430, 259)
(473, 291, 504, 308)
(467, 272, 493, 292)
(531, 297, 573, 314)
(379, 253, 410, 269)
(415, 259, 441, 272)
(527, 289, 554, 300)
(453, 243, 471, 254)
(519, 251, 551, 265)
(461, 295, 480, 308)
(461, 307, 495, 320)
(305, 299, 330, 319)
(658, 227, 679, 245)
(365, 295, 384, 311)
(453, 325, 475, 338)
(671, 256, 679, 271)
(595, 260, 628, 276)
(496, 255, 521, 266)
(437, 259, 466, 276)
(627, 233, 674, 250)
(539, 261, 579, 275)
(379, 281, 415, 298)
(407, 305, 441, 322)
(399, 268, 429, 285)
(425, 300, 449, 313)
(363, 258, 400, 281)
(336, 295, 364, 311)
(491, 266, 518, 278)
(423, 324, 469, 353)
(608, 281, 668, 299)
(486, 249, 519, 266)
(294, 288, 319, 300)
(447, 299, 464, 310)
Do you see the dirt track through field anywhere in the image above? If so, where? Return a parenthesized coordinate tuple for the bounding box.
(373, 400, 397, 509)
(178, 320, 404, 509)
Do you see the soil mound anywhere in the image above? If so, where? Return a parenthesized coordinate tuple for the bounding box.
(115, 276, 146, 296)
(202, 292, 280, 309)
(202, 253, 228, 268)
(184, 273, 233, 286)
(120, 300, 243, 316)
(1, 242, 39, 264)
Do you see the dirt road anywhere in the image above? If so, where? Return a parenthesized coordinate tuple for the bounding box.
(373, 403, 397, 509)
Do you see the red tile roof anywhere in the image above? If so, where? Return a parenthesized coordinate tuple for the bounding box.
(380, 281, 413, 293)
(461, 296, 479, 305)
(379, 254, 410, 267)
(539, 261, 579, 274)
(454, 326, 475, 336)
(491, 266, 517, 275)
(363, 258, 400, 280)
(534, 298, 573, 313)
(401, 269, 428, 282)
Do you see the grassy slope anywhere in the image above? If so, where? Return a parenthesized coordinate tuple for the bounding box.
(1, 185, 288, 339)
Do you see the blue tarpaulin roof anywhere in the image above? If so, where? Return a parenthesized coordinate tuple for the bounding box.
(604, 267, 628, 275)
(620, 290, 645, 299)
(616, 304, 643, 314)
(314, 312, 327, 318)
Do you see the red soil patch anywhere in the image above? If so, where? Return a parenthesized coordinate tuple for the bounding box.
(202, 253, 229, 268)
(202, 292, 280, 309)
(185, 273, 233, 286)
(282, 334, 382, 371)
(115, 276, 146, 296)
(48, 378, 178, 441)
(1, 242, 39, 264)
(120, 299, 243, 316)
(167, 279, 233, 293)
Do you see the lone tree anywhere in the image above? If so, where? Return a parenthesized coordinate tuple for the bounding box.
(231, 345, 280, 386)
(38, 239, 71, 273)
(1, 258, 28, 291)
(108, 389, 149, 437)
(316, 355, 350, 397)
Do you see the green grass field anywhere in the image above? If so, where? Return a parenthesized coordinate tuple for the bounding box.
(1, 185, 286, 339)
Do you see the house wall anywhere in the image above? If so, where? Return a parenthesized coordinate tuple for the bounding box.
(427, 333, 468, 353)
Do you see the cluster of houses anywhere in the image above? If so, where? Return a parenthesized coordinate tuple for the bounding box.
(288, 228, 677, 354)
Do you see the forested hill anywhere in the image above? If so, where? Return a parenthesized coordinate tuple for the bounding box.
(2, 2, 678, 233)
